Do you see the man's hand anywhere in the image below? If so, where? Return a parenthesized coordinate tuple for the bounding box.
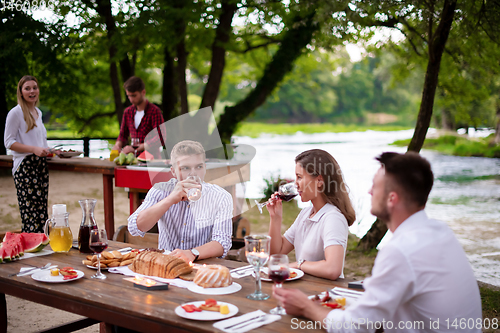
(273, 286, 331, 321)
(170, 249, 195, 263)
(122, 145, 135, 154)
(168, 178, 201, 204)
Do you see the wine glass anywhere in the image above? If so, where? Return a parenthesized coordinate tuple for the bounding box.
(244, 235, 271, 300)
(186, 175, 202, 202)
(255, 182, 299, 214)
(268, 254, 290, 315)
(131, 137, 140, 156)
(89, 229, 108, 280)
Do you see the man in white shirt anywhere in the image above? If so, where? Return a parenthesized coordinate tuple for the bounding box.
(274, 152, 482, 333)
(128, 140, 233, 262)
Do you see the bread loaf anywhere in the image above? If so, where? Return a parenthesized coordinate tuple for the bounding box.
(130, 251, 192, 279)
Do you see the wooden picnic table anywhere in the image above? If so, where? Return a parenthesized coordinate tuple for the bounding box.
(0, 155, 116, 238)
(0, 240, 352, 333)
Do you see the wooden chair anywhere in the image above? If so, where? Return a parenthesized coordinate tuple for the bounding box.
(112, 225, 159, 249)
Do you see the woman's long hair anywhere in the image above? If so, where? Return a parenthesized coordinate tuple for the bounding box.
(17, 75, 39, 133)
(295, 149, 356, 226)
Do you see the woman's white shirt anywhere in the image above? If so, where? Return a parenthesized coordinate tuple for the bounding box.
(4, 105, 48, 175)
(284, 203, 348, 278)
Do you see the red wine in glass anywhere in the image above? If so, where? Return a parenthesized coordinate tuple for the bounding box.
(269, 269, 290, 283)
(276, 193, 298, 202)
(89, 242, 108, 254)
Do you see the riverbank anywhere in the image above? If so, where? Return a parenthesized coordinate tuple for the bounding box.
(392, 133, 500, 158)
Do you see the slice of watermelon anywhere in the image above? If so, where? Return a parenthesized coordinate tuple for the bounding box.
(137, 151, 154, 162)
(1, 240, 18, 260)
(3, 232, 24, 256)
(0, 246, 12, 262)
(22, 233, 50, 253)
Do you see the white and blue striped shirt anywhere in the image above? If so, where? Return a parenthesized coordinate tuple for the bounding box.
(128, 178, 233, 257)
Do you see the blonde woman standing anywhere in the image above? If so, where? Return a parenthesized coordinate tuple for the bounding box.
(267, 149, 356, 280)
(4, 75, 53, 232)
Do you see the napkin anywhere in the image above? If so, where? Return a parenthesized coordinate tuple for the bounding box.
(213, 310, 280, 333)
(108, 265, 194, 289)
(230, 270, 253, 279)
(230, 265, 254, 279)
(18, 265, 57, 277)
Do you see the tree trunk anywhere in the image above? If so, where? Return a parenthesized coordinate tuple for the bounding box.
(198, 0, 238, 118)
(162, 46, 178, 121)
(96, 0, 124, 125)
(494, 100, 500, 144)
(358, 0, 457, 251)
(176, 35, 189, 115)
(217, 10, 318, 143)
(407, 0, 457, 152)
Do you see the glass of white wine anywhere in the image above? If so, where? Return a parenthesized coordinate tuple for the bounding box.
(244, 235, 271, 300)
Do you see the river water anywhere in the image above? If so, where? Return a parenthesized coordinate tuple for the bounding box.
(49, 129, 500, 286)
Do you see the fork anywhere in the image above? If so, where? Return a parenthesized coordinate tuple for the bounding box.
(9, 263, 52, 277)
(222, 314, 268, 330)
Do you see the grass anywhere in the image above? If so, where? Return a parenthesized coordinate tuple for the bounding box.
(479, 283, 500, 332)
(235, 122, 412, 138)
(391, 134, 500, 158)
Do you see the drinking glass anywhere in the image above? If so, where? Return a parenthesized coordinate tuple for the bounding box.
(89, 229, 108, 279)
(131, 137, 140, 156)
(245, 235, 271, 300)
(255, 182, 299, 214)
(186, 175, 202, 202)
(131, 137, 140, 150)
(268, 254, 290, 315)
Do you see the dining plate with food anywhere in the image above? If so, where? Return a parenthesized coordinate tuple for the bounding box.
(59, 150, 83, 158)
(32, 267, 84, 283)
(254, 267, 304, 282)
(308, 290, 356, 310)
(187, 282, 242, 295)
(175, 299, 238, 320)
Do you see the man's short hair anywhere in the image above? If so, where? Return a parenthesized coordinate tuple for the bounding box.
(123, 76, 145, 92)
(376, 152, 434, 207)
(171, 140, 206, 165)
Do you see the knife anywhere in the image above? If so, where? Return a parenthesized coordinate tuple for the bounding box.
(222, 314, 267, 330)
(229, 265, 253, 273)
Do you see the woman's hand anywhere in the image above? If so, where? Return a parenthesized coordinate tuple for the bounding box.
(267, 192, 283, 220)
(33, 146, 50, 157)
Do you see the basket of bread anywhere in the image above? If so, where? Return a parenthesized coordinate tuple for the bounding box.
(82, 249, 138, 269)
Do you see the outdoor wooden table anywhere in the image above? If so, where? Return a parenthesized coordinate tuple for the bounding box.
(0, 240, 352, 333)
(0, 155, 116, 238)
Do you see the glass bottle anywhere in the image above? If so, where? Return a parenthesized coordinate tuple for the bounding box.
(78, 199, 98, 253)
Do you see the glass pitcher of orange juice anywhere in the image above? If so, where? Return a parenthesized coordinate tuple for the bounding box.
(44, 204, 73, 252)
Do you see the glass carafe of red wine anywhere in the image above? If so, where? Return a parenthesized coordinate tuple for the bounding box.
(78, 199, 98, 253)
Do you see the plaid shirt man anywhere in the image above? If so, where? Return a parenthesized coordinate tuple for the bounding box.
(117, 101, 165, 150)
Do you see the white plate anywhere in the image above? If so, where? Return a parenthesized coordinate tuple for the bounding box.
(254, 267, 304, 282)
(175, 301, 238, 321)
(59, 151, 83, 158)
(86, 265, 108, 271)
(32, 269, 84, 283)
(188, 282, 242, 295)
